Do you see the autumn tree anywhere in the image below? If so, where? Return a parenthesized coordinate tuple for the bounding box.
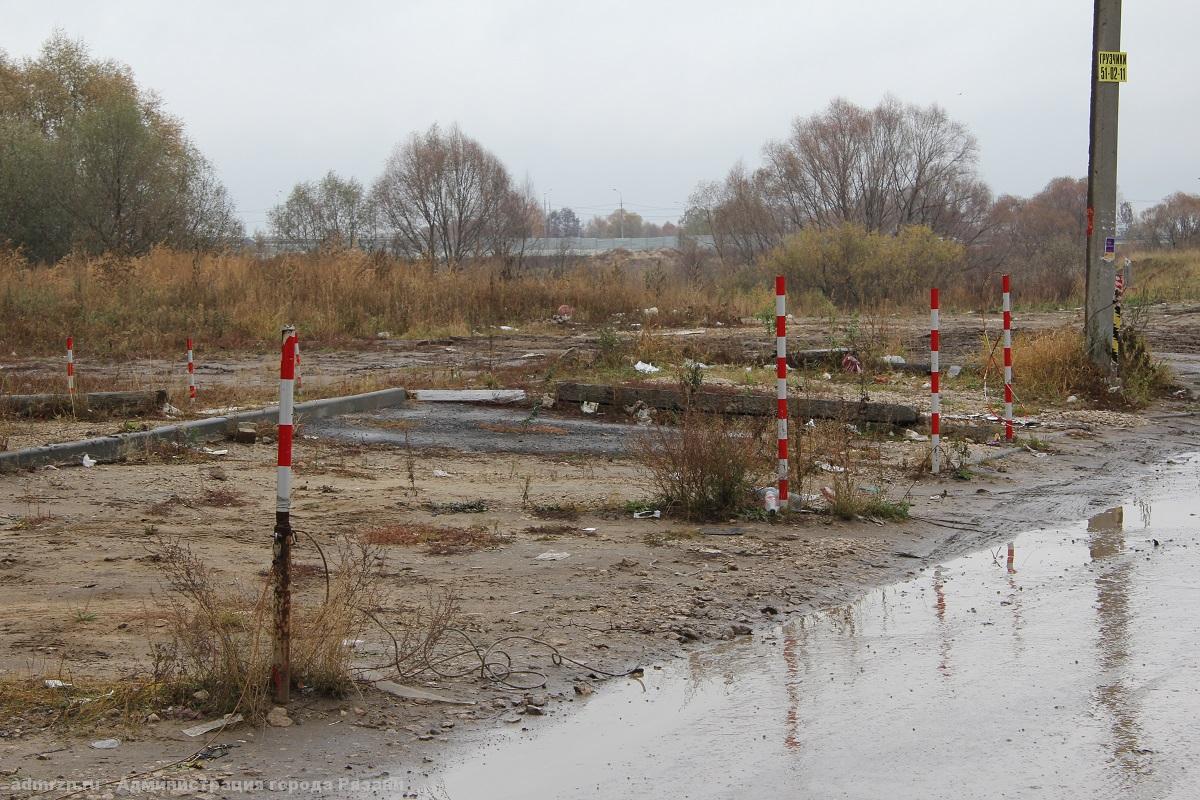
(546, 207, 582, 237)
(268, 171, 374, 249)
(1132, 193, 1200, 248)
(0, 34, 241, 262)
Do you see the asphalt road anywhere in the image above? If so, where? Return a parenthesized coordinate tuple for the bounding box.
(428, 452, 1200, 800)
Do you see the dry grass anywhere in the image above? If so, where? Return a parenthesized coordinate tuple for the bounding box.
(1124, 248, 1200, 303)
(985, 327, 1104, 404)
(150, 534, 389, 716)
(636, 412, 771, 520)
(362, 522, 508, 554)
(0, 247, 764, 356)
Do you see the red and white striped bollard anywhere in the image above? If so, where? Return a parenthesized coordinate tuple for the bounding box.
(1002, 274, 1013, 442)
(775, 276, 789, 509)
(66, 336, 75, 396)
(930, 288, 941, 474)
(186, 337, 196, 402)
(272, 325, 297, 704)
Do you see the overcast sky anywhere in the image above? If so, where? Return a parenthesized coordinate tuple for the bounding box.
(4, 0, 1196, 231)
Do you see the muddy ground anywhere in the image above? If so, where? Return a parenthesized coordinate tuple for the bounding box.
(0, 308, 1198, 798)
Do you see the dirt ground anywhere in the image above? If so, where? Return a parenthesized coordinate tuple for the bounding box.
(1, 308, 1198, 798)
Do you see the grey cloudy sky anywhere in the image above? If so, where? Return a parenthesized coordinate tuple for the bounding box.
(4, 0, 1196, 231)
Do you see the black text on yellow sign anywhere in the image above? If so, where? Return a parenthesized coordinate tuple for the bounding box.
(1097, 51, 1128, 83)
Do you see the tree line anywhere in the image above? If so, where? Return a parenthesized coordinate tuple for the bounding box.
(3, 35, 1198, 282)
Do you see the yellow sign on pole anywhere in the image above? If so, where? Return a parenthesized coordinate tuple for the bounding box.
(1097, 51, 1128, 82)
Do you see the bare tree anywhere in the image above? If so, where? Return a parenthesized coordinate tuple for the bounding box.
(371, 124, 517, 268)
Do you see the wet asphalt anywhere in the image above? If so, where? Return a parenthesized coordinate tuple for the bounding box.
(426, 453, 1200, 800)
(308, 402, 637, 456)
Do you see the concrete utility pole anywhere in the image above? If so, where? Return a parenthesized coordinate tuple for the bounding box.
(611, 188, 624, 238)
(1084, 0, 1124, 369)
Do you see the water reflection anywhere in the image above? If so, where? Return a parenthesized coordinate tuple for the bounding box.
(932, 565, 951, 678)
(1087, 505, 1151, 787)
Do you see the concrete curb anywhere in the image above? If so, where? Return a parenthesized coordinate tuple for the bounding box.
(0, 387, 407, 471)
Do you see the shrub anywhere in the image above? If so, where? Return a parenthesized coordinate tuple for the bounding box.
(636, 412, 771, 520)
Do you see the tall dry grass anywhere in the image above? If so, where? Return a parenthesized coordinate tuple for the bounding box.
(0, 247, 765, 356)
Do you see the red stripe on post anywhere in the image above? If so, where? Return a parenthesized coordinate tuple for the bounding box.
(775, 317, 785, 338)
(931, 372, 939, 394)
(777, 398, 788, 418)
(931, 415, 940, 436)
(776, 357, 787, 379)
(930, 329, 939, 351)
(778, 439, 788, 459)
(1004, 384, 1013, 403)
(930, 287, 939, 310)
(1003, 310, 1011, 329)
(280, 335, 297, 380)
(277, 425, 294, 467)
(67, 337, 73, 350)
(1002, 274, 1011, 294)
(775, 276, 785, 295)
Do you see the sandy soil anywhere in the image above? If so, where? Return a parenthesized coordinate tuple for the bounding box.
(1, 307, 1198, 798)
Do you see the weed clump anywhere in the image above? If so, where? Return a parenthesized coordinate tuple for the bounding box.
(636, 412, 771, 521)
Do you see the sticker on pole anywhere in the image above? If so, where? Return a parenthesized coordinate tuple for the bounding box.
(1103, 237, 1116, 263)
(1097, 51, 1128, 82)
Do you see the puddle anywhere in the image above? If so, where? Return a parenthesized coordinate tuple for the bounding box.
(424, 454, 1200, 799)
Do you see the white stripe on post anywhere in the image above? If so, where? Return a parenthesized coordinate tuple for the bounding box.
(930, 288, 941, 475)
(187, 337, 196, 402)
(775, 276, 789, 508)
(1002, 274, 1013, 442)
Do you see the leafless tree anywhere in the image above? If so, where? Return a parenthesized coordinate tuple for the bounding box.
(371, 124, 519, 268)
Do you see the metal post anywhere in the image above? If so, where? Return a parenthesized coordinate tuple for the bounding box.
(1002, 275, 1014, 442)
(1084, 0, 1123, 369)
(775, 276, 789, 509)
(930, 288, 941, 475)
(272, 325, 298, 704)
(186, 337, 196, 402)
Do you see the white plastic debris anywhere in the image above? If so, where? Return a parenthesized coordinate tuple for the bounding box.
(581, 401, 599, 414)
(1067, 395, 1079, 403)
(535, 551, 570, 561)
(581, 527, 598, 533)
(44, 679, 72, 689)
(634, 361, 661, 374)
(642, 307, 659, 316)
(947, 365, 963, 378)
(805, 419, 816, 429)
(760, 487, 780, 514)
(432, 469, 452, 478)
(822, 372, 833, 381)
(632, 510, 662, 519)
(881, 355, 907, 366)
(682, 359, 711, 370)
(181, 713, 244, 738)
(202, 448, 228, 456)
(815, 461, 846, 473)
(499, 325, 516, 331)
(162, 403, 184, 416)
(904, 429, 930, 441)
(81, 454, 96, 468)
(90, 739, 120, 749)
(635, 408, 654, 426)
